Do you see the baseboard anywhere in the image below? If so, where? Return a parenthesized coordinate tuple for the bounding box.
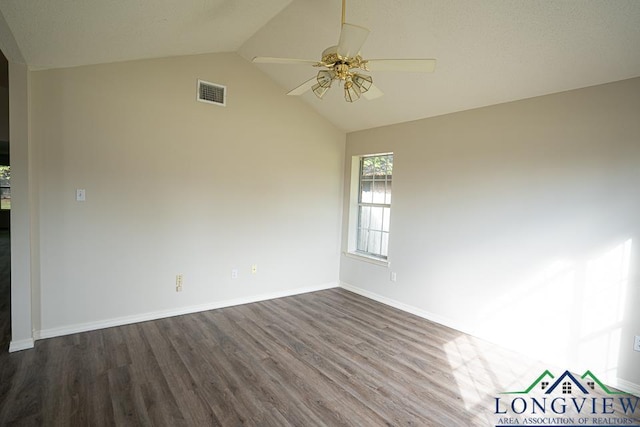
(339, 281, 471, 335)
(613, 378, 640, 397)
(35, 282, 339, 341)
(9, 337, 35, 352)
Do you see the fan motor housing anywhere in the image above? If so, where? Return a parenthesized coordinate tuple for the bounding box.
(320, 45, 367, 75)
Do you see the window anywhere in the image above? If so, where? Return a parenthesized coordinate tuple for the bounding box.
(353, 153, 393, 260)
(0, 165, 9, 210)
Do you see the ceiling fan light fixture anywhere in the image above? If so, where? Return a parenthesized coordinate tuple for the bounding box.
(253, 0, 436, 103)
(317, 70, 335, 88)
(312, 82, 330, 99)
(344, 79, 361, 102)
(352, 73, 373, 93)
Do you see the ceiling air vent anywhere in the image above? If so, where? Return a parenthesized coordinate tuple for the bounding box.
(197, 79, 226, 107)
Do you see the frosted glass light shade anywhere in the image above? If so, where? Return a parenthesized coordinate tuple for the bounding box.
(312, 83, 330, 99)
(353, 73, 373, 93)
(344, 79, 361, 102)
(317, 70, 335, 88)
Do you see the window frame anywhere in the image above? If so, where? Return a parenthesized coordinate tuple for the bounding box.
(346, 152, 393, 265)
(0, 165, 9, 211)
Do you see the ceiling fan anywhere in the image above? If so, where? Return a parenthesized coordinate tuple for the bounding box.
(252, 0, 436, 103)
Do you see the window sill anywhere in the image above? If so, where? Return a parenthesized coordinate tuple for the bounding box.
(343, 251, 390, 267)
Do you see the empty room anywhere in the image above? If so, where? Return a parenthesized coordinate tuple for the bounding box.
(1, 1, 639, 425)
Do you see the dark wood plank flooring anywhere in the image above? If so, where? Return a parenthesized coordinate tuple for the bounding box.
(1, 238, 638, 425)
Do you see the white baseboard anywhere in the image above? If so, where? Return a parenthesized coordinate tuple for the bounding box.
(35, 282, 339, 341)
(9, 337, 35, 352)
(339, 281, 471, 335)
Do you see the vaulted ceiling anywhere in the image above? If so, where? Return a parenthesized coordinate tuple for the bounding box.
(1, 0, 639, 132)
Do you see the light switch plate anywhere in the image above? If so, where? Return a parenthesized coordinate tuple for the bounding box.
(634, 336, 640, 352)
(76, 189, 86, 201)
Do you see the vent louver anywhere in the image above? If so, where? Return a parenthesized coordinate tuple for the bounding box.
(197, 79, 226, 106)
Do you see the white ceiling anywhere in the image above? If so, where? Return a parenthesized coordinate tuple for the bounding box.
(1, 0, 639, 132)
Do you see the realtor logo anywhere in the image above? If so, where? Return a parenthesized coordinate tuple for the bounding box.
(502, 369, 627, 396)
(493, 369, 640, 427)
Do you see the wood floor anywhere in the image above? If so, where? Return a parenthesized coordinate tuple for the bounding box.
(1, 238, 638, 425)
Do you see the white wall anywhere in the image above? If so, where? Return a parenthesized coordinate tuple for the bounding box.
(8, 60, 33, 351)
(30, 52, 345, 336)
(341, 77, 640, 392)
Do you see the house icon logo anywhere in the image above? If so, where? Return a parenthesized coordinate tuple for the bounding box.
(501, 369, 626, 395)
(494, 369, 640, 427)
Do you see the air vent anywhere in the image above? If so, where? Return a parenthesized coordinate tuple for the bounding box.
(197, 79, 226, 107)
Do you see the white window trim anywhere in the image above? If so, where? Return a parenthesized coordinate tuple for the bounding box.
(346, 153, 392, 267)
(343, 250, 390, 267)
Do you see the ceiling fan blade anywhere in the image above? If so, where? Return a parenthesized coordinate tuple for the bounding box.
(337, 23, 370, 58)
(287, 77, 318, 96)
(365, 59, 437, 72)
(363, 83, 383, 100)
(252, 57, 320, 66)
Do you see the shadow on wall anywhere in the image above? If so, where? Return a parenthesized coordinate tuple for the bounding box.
(474, 238, 633, 385)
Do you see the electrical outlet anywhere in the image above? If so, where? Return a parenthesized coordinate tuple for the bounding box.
(251, 264, 258, 274)
(176, 274, 183, 292)
(634, 336, 640, 352)
(231, 269, 238, 279)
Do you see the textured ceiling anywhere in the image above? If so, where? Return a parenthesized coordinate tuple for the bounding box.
(1, 0, 639, 132)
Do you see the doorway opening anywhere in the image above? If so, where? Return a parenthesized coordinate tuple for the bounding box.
(0, 49, 11, 350)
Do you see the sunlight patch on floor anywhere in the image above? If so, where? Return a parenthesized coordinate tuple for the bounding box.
(444, 334, 545, 412)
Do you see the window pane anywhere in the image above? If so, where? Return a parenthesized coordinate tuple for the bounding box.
(360, 180, 372, 203)
(359, 206, 371, 230)
(385, 180, 392, 204)
(0, 187, 10, 210)
(0, 166, 9, 187)
(0, 165, 9, 211)
(370, 206, 383, 231)
(375, 157, 383, 176)
(357, 228, 368, 252)
(381, 232, 389, 257)
(372, 181, 386, 203)
(362, 157, 374, 176)
(367, 231, 382, 256)
(383, 207, 391, 232)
